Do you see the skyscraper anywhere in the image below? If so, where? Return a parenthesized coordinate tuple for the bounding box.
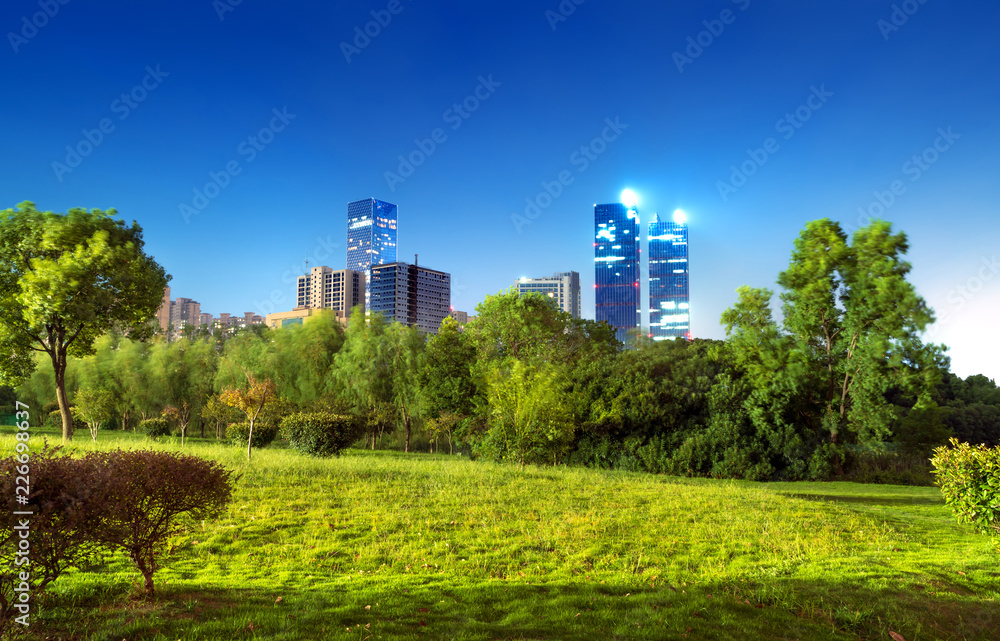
(515, 271, 582, 318)
(595, 192, 641, 343)
(370, 262, 451, 334)
(649, 211, 690, 340)
(346, 198, 397, 309)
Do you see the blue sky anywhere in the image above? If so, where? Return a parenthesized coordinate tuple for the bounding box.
(2, 0, 998, 379)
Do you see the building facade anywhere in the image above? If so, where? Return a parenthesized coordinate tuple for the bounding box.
(346, 198, 397, 309)
(265, 308, 348, 330)
(295, 266, 364, 315)
(595, 202, 641, 343)
(649, 212, 691, 340)
(155, 286, 171, 332)
(169, 298, 201, 331)
(515, 271, 581, 318)
(370, 262, 451, 334)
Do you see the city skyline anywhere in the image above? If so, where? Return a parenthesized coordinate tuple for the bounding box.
(2, 1, 997, 378)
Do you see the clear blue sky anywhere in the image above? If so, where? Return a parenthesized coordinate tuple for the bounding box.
(2, 0, 998, 379)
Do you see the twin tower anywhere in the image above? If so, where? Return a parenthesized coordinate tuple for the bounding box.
(595, 191, 691, 343)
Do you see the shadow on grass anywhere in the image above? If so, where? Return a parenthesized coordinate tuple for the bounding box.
(784, 493, 945, 507)
(29, 573, 1000, 641)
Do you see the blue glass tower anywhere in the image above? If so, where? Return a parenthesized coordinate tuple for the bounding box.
(595, 199, 640, 343)
(346, 198, 398, 310)
(649, 211, 690, 340)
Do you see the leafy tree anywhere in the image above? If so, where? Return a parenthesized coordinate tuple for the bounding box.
(332, 309, 395, 448)
(421, 316, 476, 419)
(0, 203, 168, 440)
(387, 323, 425, 452)
(722, 219, 943, 449)
(481, 360, 575, 466)
(150, 338, 217, 445)
(270, 312, 345, 406)
(201, 394, 242, 440)
(220, 372, 278, 461)
(73, 388, 115, 441)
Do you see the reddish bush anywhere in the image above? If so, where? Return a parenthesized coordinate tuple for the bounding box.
(85, 449, 236, 595)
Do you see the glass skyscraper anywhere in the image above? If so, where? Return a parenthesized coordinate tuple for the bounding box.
(594, 201, 640, 343)
(648, 211, 690, 340)
(346, 198, 397, 310)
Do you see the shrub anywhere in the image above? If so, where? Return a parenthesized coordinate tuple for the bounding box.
(227, 421, 279, 449)
(139, 417, 172, 439)
(84, 449, 235, 595)
(280, 411, 365, 457)
(931, 438, 1000, 535)
(45, 408, 84, 432)
(0, 447, 106, 632)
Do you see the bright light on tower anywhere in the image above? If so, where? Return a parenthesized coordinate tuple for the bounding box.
(621, 189, 639, 209)
(673, 209, 687, 224)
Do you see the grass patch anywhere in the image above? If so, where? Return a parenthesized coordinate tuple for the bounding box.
(3, 426, 998, 640)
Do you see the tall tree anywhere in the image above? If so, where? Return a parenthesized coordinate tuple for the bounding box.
(723, 218, 943, 447)
(332, 310, 395, 448)
(386, 323, 425, 452)
(0, 202, 168, 440)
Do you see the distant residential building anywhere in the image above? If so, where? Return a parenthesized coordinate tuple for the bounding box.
(515, 271, 581, 318)
(265, 308, 347, 330)
(295, 266, 365, 315)
(199, 313, 213, 328)
(450, 310, 469, 324)
(155, 286, 171, 332)
(595, 199, 640, 343)
(170, 298, 201, 330)
(370, 262, 451, 334)
(346, 198, 397, 310)
(649, 211, 691, 340)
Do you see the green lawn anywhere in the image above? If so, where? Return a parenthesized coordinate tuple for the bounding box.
(2, 426, 997, 640)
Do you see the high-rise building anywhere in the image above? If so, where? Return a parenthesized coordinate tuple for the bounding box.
(169, 297, 201, 331)
(649, 211, 691, 340)
(370, 262, 451, 334)
(595, 194, 641, 343)
(295, 266, 365, 315)
(155, 286, 171, 332)
(515, 271, 581, 318)
(346, 198, 397, 309)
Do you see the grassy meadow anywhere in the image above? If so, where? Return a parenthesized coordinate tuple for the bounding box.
(2, 425, 998, 640)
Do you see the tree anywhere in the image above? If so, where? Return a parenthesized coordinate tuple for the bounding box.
(0, 203, 169, 440)
(73, 388, 115, 441)
(220, 371, 278, 461)
(150, 338, 217, 445)
(420, 316, 476, 419)
(722, 219, 943, 449)
(386, 323, 425, 453)
(332, 309, 395, 448)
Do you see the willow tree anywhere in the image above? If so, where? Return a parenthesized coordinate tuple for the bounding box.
(0, 202, 169, 440)
(722, 218, 944, 447)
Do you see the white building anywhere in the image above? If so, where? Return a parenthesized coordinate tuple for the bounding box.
(515, 271, 581, 318)
(296, 266, 365, 315)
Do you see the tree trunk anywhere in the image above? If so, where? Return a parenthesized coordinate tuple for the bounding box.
(52, 350, 73, 441)
(404, 414, 411, 453)
(247, 418, 254, 462)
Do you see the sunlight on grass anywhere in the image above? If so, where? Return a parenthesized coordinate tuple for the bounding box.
(3, 426, 998, 640)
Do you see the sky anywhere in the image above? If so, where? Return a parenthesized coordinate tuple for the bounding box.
(1, 0, 998, 379)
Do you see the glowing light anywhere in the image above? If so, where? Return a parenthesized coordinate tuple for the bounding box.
(621, 189, 639, 209)
(673, 209, 687, 224)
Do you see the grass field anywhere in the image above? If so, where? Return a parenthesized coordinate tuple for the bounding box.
(2, 425, 998, 640)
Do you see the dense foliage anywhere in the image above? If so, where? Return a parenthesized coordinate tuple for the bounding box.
(931, 439, 1000, 535)
(280, 411, 366, 457)
(11, 219, 1000, 481)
